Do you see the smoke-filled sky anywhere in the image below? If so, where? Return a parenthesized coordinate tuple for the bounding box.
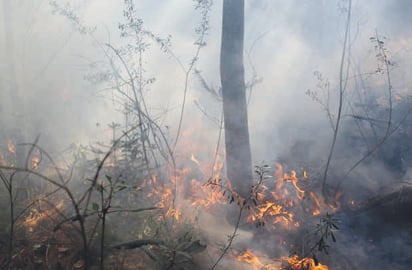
(1, 0, 411, 162)
(1, 1, 412, 269)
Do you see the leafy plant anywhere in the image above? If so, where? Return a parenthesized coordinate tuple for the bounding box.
(151, 231, 206, 270)
(207, 164, 271, 270)
(313, 213, 339, 255)
(300, 212, 339, 258)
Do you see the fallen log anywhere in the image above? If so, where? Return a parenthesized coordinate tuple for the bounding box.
(349, 184, 412, 236)
(355, 185, 412, 219)
(111, 239, 164, 250)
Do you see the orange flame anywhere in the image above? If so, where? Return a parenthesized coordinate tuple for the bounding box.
(23, 200, 65, 232)
(282, 170, 305, 200)
(285, 255, 329, 270)
(190, 178, 225, 209)
(327, 192, 342, 212)
(32, 157, 40, 169)
(274, 164, 305, 200)
(236, 250, 265, 269)
(7, 139, 16, 154)
(144, 173, 185, 222)
(310, 192, 321, 216)
(246, 163, 314, 228)
(248, 201, 294, 227)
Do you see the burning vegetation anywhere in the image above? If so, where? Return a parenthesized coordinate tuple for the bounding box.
(2, 0, 412, 270)
(0, 133, 340, 269)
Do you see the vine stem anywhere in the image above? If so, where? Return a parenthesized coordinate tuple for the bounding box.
(321, 0, 352, 200)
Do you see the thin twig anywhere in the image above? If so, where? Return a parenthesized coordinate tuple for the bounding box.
(172, 3, 210, 152)
(321, 0, 352, 199)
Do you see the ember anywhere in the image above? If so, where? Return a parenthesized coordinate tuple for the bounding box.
(284, 255, 329, 270)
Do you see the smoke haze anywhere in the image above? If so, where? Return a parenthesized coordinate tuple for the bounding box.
(1, 1, 412, 269)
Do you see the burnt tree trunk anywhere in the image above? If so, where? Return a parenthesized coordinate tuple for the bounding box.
(220, 0, 253, 198)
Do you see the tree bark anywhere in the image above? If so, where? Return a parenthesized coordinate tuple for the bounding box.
(220, 0, 253, 198)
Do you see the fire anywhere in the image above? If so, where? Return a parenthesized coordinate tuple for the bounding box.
(147, 177, 181, 221)
(0, 113, 338, 270)
(139, 150, 225, 224)
(284, 255, 329, 270)
(281, 170, 305, 200)
(303, 170, 308, 179)
(236, 250, 265, 269)
(310, 192, 321, 216)
(190, 153, 201, 167)
(7, 139, 16, 154)
(246, 163, 312, 228)
(248, 201, 294, 227)
(212, 154, 224, 176)
(274, 164, 305, 200)
(175, 151, 226, 211)
(190, 178, 225, 208)
(166, 206, 182, 221)
(291, 179, 305, 200)
(156, 187, 172, 209)
(327, 192, 342, 212)
(243, 162, 343, 233)
(23, 200, 65, 232)
(32, 156, 40, 169)
(116, 120, 340, 268)
(143, 172, 190, 222)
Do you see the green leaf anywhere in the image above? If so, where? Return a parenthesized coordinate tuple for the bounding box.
(177, 250, 192, 260)
(183, 240, 207, 254)
(92, 203, 99, 211)
(96, 184, 104, 193)
(117, 186, 127, 192)
(105, 175, 112, 184)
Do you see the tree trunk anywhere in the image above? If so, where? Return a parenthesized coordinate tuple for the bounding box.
(220, 0, 253, 198)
